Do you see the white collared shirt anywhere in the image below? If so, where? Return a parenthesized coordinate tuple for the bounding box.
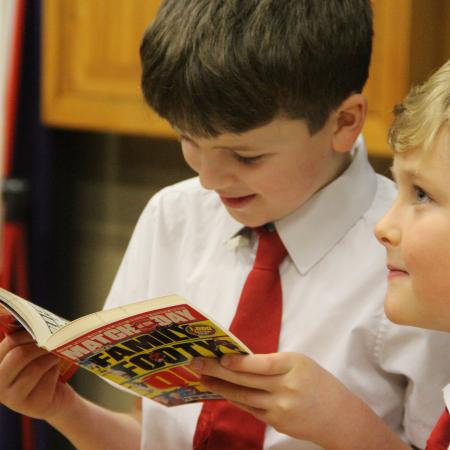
(444, 384, 450, 412)
(438, 384, 450, 449)
(445, 385, 450, 450)
(105, 142, 450, 450)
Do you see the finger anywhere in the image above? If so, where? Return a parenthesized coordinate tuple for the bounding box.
(200, 375, 270, 410)
(191, 353, 295, 390)
(219, 353, 295, 376)
(12, 353, 60, 402)
(231, 399, 267, 420)
(191, 358, 271, 390)
(25, 363, 60, 409)
(0, 331, 35, 361)
(0, 343, 55, 390)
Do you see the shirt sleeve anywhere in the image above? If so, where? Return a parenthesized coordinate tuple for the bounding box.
(104, 195, 160, 310)
(103, 181, 196, 311)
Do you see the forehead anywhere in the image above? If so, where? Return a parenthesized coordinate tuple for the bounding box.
(180, 117, 312, 147)
(392, 126, 450, 176)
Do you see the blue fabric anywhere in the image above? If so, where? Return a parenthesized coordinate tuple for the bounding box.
(0, 405, 22, 450)
(12, 0, 55, 308)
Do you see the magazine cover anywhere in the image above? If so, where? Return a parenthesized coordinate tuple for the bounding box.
(54, 303, 249, 407)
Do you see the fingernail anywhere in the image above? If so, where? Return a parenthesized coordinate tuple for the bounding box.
(220, 355, 231, 367)
(190, 358, 204, 371)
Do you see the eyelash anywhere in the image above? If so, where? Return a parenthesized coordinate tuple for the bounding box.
(413, 185, 431, 203)
(234, 154, 263, 165)
(179, 136, 263, 166)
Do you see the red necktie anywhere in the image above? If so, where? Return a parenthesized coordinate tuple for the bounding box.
(193, 226, 287, 450)
(426, 408, 450, 450)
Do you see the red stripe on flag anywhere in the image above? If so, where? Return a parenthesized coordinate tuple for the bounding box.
(1, 1, 34, 450)
(4, 0, 26, 176)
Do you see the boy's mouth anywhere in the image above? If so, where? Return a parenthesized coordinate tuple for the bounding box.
(219, 194, 257, 208)
(387, 264, 409, 280)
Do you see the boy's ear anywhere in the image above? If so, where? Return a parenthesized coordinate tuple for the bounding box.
(331, 94, 368, 153)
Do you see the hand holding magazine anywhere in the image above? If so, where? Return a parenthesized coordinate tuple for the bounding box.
(0, 288, 250, 407)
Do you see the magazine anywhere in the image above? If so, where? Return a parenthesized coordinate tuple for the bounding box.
(0, 288, 250, 407)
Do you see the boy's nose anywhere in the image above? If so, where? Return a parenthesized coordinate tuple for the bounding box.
(374, 209, 401, 247)
(198, 154, 233, 191)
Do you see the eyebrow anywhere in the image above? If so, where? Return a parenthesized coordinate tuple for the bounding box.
(390, 163, 431, 186)
(178, 133, 259, 152)
(211, 144, 256, 152)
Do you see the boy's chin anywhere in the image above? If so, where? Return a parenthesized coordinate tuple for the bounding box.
(383, 297, 417, 327)
(384, 298, 450, 332)
(226, 209, 275, 228)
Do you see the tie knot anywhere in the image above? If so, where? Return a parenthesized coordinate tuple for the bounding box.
(253, 226, 287, 270)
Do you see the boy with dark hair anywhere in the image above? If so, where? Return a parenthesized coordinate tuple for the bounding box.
(140, 0, 372, 136)
(0, 2, 449, 449)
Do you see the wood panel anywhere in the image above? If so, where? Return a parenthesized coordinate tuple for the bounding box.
(41, 0, 449, 156)
(362, 0, 413, 156)
(42, 0, 173, 137)
(364, 0, 450, 156)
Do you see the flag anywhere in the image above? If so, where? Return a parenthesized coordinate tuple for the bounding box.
(1, 1, 70, 449)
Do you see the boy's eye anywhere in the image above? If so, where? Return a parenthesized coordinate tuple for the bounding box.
(234, 154, 263, 165)
(413, 185, 431, 203)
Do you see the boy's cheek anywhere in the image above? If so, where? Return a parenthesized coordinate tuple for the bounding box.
(413, 276, 450, 315)
(387, 275, 450, 331)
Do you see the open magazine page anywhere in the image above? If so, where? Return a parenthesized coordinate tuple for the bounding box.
(53, 303, 250, 407)
(0, 293, 69, 342)
(0, 290, 76, 382)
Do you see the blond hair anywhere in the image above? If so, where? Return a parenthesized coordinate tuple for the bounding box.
(388, 59, 450, 153)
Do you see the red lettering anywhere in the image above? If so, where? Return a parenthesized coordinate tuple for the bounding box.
(143, 366, 199, 389)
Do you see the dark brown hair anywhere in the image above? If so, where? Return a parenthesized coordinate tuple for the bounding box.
(140, 0, 373, 136)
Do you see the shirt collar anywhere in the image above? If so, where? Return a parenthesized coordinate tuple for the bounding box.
(276, 137, 377, 274)
(221, 209, 247, 244)
(444, 383, 450, 410)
